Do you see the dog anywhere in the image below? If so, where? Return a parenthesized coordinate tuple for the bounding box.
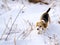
(36, 8, 51, 34)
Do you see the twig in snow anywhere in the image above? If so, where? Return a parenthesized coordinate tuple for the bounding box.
(5, 5, 25, 41)
(0, 16, 12, 40)
(14, 37, 16, 45)
(2, 0, 11, 10)
(17, 20, 34, 40)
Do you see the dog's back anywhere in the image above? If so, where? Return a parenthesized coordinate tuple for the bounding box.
(41, 8, 51, 23)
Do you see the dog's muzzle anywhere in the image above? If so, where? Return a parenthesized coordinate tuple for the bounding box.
(36, 27, 43, 34)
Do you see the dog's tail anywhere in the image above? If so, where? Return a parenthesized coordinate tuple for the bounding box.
(46, 1, 55, 13)
(46, 7, 51, 13)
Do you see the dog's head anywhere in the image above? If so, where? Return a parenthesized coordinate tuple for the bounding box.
(36, 20, 47, 30)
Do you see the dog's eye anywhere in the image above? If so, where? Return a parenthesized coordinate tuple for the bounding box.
(39, 26, 42, 27)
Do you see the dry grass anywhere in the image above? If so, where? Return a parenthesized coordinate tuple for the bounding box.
(28, 0, 49, 5)
(45, 34, 60, 45)
(17, 20, 35, 40)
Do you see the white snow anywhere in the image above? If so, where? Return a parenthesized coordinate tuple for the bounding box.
(0, 0, 60, 45)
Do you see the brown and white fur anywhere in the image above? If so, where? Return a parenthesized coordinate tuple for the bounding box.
(36, 8, 51, 34)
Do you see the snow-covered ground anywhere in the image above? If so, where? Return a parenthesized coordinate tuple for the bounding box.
(0, 0, 60, 45)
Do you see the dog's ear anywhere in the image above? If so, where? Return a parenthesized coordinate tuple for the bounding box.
(36, 22, 39, 27)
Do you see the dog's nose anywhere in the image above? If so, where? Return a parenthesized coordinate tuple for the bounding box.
(37, 28, 39, 30)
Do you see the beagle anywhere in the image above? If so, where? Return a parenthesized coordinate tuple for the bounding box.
(36, 8, 51, 34)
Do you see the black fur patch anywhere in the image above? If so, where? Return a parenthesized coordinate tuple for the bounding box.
(42, 13, 49, 22)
